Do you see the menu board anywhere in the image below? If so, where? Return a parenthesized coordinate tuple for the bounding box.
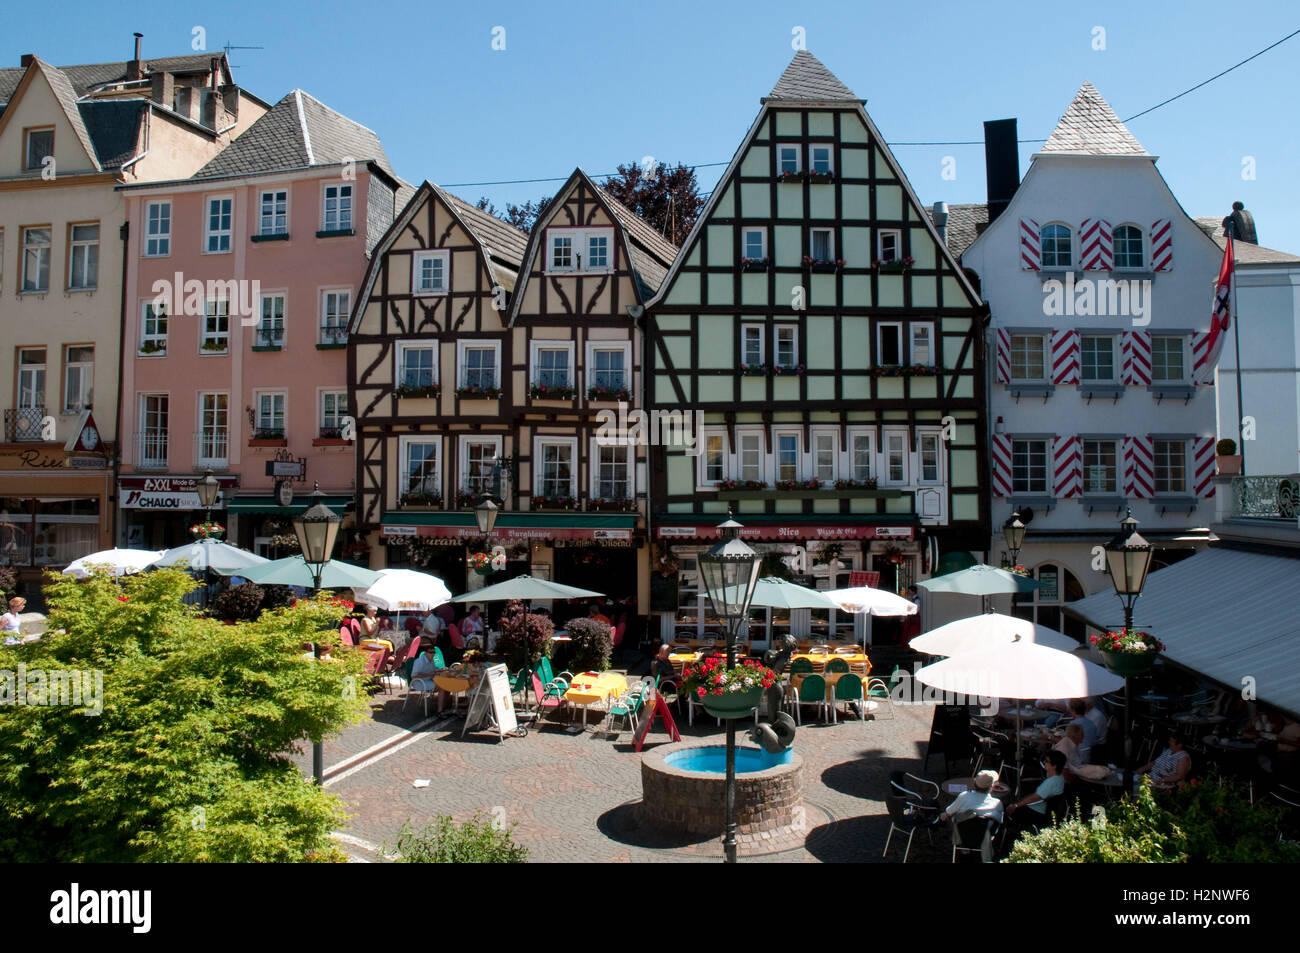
(462, 664, 520, 741)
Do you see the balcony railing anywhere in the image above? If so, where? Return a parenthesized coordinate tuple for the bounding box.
(194, 431, 230, 469)
(4, 407, 47, 442)
(319, 324, 348, 347)
(254, 325, 284, 349)
(1228, 474, 1300, 521)
(137, 433, 168, 470)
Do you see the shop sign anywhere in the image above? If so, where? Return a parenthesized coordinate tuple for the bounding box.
(1, 448, 64, 469)
(118, 475, 238, 510)
(656, 524, 914, 541)
(381, 525, 418, 537)
(382, 523, 632, 542)
(68, 456, 107, 469)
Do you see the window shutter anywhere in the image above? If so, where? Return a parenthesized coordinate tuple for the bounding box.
(1121, 331, 1151, 385)
(991, 433, 1013, 498)
(1019, 219, 1041, 270)
(1053, 435, 1082, 498)
(994, 328, 1012, 384)
(1051, 330, 1080, 384)
(1191, 330, 1213, 382)
(1150, 218, 1173, 271)
(1123, 436, 1154, 498)
(1193, 437, 1215, 498)
(1080, 218, 1113, 271)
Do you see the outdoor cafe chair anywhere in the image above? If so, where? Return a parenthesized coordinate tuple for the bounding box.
(827, 657, 850, 674)
(883, 794, 938, 863)
(865, 676, 895, 720)
(889, 770, 942, 806)
(603, 685, 647, 737)
(338, 625, 356, 648)
(831, 673, 868, 723)
(834, 645, 858, 655)
(789, 658, 814, 675)
(952, 815, 999, 863)
(530, 672, 567, 725)
(794, 674, 829, 725)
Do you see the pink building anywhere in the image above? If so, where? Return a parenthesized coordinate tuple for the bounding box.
(116, 90, 408, 552)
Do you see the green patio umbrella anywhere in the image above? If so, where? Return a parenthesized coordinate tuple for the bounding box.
(747, 577, 840, 610)
(450, 574, 603, 603)
(220, 555, 380, 590)
(916, 563, 1041, 596)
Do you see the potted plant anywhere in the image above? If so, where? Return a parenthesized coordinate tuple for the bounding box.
(394, 382, 441, 399)
(529, 383, 576, 400)
(1215, 438, 1242, 476)
(190, 521, 225, 539)
(775, 170, 802, 184)
(139, 340, 166, 356)
(872, 256, 915, 272)
(803, 255, 845, 273)
(740, 363, 769, 376)
(494, 600, 555, 671)
(1008, 564, 1032, 578)
(772, 363, 806, 376)
(468, 551, 505, 576)
(587, 383, 631, 402)
(399, 489, 443, 507)
(740, 257, 771, 272)
(456, 384, 502, 400)
(1090, 628, 1165, 677)
(681, 657, 778, 719)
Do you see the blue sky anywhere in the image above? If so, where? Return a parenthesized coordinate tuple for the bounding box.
(7, 1, 1299, 250)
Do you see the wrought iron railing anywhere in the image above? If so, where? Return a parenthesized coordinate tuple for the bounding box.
(1229, 474, 1300, 520)
(4, 407, 47, 442)
(137, 432, 169, 469)
(254, 324, 284, 348)
(319, 324, 348, 346)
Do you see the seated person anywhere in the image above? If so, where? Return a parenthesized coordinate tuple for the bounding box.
(1066, 699, 1098, 764)
(588, 604, 612, 627)
(942, 769, 1004, 824)
(409, 644, 452, 714)
(1035, 698, 1071, 728)
(653, 643, 677, 682)
(1054, 723, 1085, 774)
(421, 608, 446, 640)
(1084, 697, 1109, 746)
(1136, 734, 1191, 791)
(1006, 750, 1067, 825)
(460, 605, 485, 639)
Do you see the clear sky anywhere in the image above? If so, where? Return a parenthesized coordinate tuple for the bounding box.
(6, 0, 1298, 250)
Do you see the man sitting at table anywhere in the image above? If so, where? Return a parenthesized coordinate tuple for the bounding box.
(1006, 750, 1067, 829)
(1054, 724, 1085, 775)
(653, 643, 677, 682)
(409, 644, 451, 714)
(942, 769, 1004, 824)
(1067, 700, 1098, 764)
(589, 604, 612, 627)
(1084, 697, 1109, 746)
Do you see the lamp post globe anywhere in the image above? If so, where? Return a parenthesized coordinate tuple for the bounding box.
(293, 482, 341, 591)
(1103, 508, 1154, 796)
(1003, 511, 1026, 567)
(196, 469, 220, 521)
(475, 497, 499, 535)
(696, 514, 761, 864)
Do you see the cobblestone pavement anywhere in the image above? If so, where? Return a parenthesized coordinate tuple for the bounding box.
(292, 678, 960, 863)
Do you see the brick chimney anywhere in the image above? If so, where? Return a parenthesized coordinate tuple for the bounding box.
(150, 70, 174, 109)
(127, 32, 144, 81)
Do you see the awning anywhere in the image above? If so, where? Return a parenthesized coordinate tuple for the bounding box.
(227, 494, 352, 515)
(655, 514, 916, 541)
(1064, 545, 1300, 718)
(380, 511, 637, 541)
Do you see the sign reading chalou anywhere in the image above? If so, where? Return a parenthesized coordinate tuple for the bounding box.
(118, 475, 239, 510)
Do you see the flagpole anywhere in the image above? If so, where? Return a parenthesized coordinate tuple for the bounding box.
(1227, 221, 1245, 477)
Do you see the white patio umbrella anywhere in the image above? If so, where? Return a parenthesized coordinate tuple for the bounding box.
(910, 611, 1079, 657)
(63, 548, 162, 579)
(823, 586, 918, 616)
(354, 568, 453, 612)
(153, 538, 269, 573)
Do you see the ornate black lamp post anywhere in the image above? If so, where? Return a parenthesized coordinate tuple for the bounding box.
(697, 515, 761, 863)
(1104, 509, 1153, 793)
(196, 469, 220, 523)
(1003, 510, 1026, 568)
(475, 498, 499, 535)
(293, 483, 342, 784)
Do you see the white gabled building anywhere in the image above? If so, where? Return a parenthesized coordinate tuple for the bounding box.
(957, 82, 1222, 635)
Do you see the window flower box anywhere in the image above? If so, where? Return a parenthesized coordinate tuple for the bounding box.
(200, 341, 228, 353)
(588, 497, 637, 512)
(394, 382, 441, 399)
(804, 256, 845, 273)
(531, 494, 579, 511)
(249, 429, 287, 447)
(805, 171, 834, 184)
(399, 490, 443, 508)
(718, 480, 768, 491)
(139, 342, 166, 356)
(587, 384, 631, 402)
(456, 385, 502, 400)
(529, 383, 576, 400)
(872, 364, 941, 378)
(834, 478, 879, 490)
(872, 256, 915, 272)
(456, 490, 485, 509)
(772, 363, 805, 376)
(741, 363, 769, 377)
(774, 479, 822, 492)
(312, 428, 351, 447)
(740, 258, 771, 272)
(775, 171, 803, 184)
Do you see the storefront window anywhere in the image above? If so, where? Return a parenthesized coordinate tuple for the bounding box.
(32, 498, 99, 567)
(0, 499, 33, 566)
(1013, 562, 1086, 639)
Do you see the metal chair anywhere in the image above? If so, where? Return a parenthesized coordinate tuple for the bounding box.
(884, 794, 939, 862)
(831, 673, 868, 722)
(794, 674, 829, 725)
(952, 815, 999, 863)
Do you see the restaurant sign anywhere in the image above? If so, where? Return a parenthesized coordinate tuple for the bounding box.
(656, 524, 914, 541)
(382, 523, 632, 542)
(118, 475, 240, 510)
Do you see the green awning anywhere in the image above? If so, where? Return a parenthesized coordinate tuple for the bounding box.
(227, 495, 352, 515)
(380, 512, 636, 529)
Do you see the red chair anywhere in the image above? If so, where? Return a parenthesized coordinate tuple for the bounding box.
(363, 647, 391, 693)
(338, 625, 355, 647)
(347, 618, 362, 640)
(531, 673, 567, 724)
(612, 620, 625, 648)
(449, 623, 465, 650)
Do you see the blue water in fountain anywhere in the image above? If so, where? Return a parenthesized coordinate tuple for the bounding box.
(665, 745, 792, 774)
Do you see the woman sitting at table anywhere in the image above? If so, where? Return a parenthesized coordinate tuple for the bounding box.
(410, 644, 452, 714)
(358, 604, 380, 639)
(1136, 734, 1191, 791)
(1006, 750, 1067, 826)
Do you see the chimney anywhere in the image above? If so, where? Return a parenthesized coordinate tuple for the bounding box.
(1224, 201, 1258, 245)
(150, 70, 174, 109)
(127, 32, 144, 81)
(932, 201, 950, 246)
(20, 54, 34, 69)
(983, 118, 1020, 224)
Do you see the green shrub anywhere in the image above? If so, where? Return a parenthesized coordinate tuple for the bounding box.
(0, 565, 16, 603)
(212, 582, 265, 622)
(1215, 438, 1237, 456)
(494, 600, 554, 670)
(1006, 782, 1187, 863)
(563, 616, 612, 671)
(390, 812, 529, 863)
(1164, 775, 1300, 862)
(260, 585, 296, 612)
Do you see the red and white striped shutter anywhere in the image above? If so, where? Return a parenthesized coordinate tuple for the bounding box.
(1122, 331, 1152, 385)
(1191, 331, 1211, 381)
(1192, 437, 1215, 498)
(1150, 219, 1173, 271)
(1019, 219, 1041, 270)
(1053, 435, 1082, 498)
(1124, 436, 1155, 498)
(995, 328, 1012, 384)
(1051, 330, 1080, 384)
(1080, 219, 1113, 271)
(991, 433, 1014, 498)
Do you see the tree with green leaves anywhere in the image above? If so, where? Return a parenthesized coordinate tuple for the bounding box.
(0, 569, 369, 862)
(601, 161, 703, 246)
(476, 195, 551, 234)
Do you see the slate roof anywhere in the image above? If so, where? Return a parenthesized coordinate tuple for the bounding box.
(924, 203, 989, 259)
(30, 58, 101, 169)
(764, 51, 860, 103)
(1193, 217, 1300, 265)
(1041, 81, 1148, 156)
(0, 53, 225, 105)
(597, 185, 679, 297)
(195, 89, 396, 181)
(78, 100, 147, 169)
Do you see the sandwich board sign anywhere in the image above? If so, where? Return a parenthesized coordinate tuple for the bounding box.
(462, 664, 520, 740)
(633, 690, 681, 752)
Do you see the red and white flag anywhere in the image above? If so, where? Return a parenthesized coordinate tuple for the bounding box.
(1195, 237, 1234, 384)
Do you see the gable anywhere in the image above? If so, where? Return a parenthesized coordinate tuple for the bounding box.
(0, 64, 100, 177)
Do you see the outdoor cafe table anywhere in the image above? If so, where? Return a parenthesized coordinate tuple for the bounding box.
(998, 706, 1050, 724)
(564, 672, 628, 727)
(791, 653, 871, 670)
(433, 669, 474, 713)
(1020, 725, 1066, 749)
(941, 776, 1013, 804)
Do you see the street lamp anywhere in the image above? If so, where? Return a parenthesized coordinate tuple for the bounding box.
(475, 497, 499, 535)
(293, 482, 341, 786)
(697, 514, 761, 864)
(1104, 508, 1153, 793)
(196, 469, 220, 523)
(1003, 510, 1026, 568)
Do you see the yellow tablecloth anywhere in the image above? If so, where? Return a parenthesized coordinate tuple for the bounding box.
(564, 672, 628, 707)
(433, 674, 471, 695)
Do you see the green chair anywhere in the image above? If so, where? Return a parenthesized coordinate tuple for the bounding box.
(833, 673, 867, 723)
(866, 665, 900, 720)
(795, 674, 828, 725)
(827, 657, 850, 673)
(604, 685, 647, 737)
(790, 658, 815, 675)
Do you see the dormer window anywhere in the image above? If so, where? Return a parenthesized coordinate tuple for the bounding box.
(1113, 224, 1143, 270)
(546, 228, 613, 274)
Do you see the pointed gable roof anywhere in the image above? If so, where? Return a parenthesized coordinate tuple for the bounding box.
(763, 50, 860, 104)
(0, 58, 104, 171)
(1041, 81, 1148, 157)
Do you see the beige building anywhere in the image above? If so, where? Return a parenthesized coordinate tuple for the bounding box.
(0, 40, 266, 598)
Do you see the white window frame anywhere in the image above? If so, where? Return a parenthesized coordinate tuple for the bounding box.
(811, 429, 837, 483)
(774, 325, 799, 368)
(545, 228, 614, 274)
(322, 183, 353, 232)
(585, 341, 631, 396)
(62, 346, 93, 413)
(876, 322, 904, 366)
(530, 340, 576, 389)
(773, 429, 801, 483)
(24, 128, 53, 172)
(585, 229, 612, 271)
(910, 322, 935, 366)
(1080, 334, 1117, 383)
(457, 339, 502, 390)
(877, 229, 902, 263)
(741, 324, 765, 367)
(16, 348, 45, 409)
(698, 428, 728, 487)
(140, 301, 168, 352)
(197, 392, 230, 466)
(201, 299, 230, 352)
(776, 144, 801, 175)
(204, 195, 233, 254)
(845, 429, 874, 483)
(253, 390, 287, 436)
(320, 390, 348, 437)
(394, 340, 440, 390)
(808, 143, 834, 175)
(1010, 333, 1048, 382)
(883, 430, 909, 485)
(259, 189, 289, 237)
(459, 434, 503, 497)
(1082, 438, 1119, 494)
(809, 227, 835, 263)
(256, 293, 286, 348)
(918, 431, 943, 485)
(1153, 439, 1188, 496)
(735, 429, 764, 483)
(144, 201, 171, 257)
(534, 436, 578, 499)
(320, 289, 350, 345)
(138, 393, 169, 468)
(1150, 335, 1187, 383)
(399, 434, 443, 498)
(411, 249, 450, 295)
(1040, 222, 1073, 269)
(67, 223, 99, 290)
(742, 227, 767, 261)
(590, 439, 634, 501)
(21, 226, 50, 293)
(1112, 224, 1144, 271)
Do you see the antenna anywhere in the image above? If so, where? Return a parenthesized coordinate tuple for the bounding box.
(221, 42, 264, 69)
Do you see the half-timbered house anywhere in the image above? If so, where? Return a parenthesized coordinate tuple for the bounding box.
(645, 52, 989, 645)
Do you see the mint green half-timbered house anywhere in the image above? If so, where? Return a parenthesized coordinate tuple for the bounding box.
(645, 52, 990, 645)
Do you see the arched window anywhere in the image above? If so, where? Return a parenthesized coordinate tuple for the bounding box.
(1012, 562, 1086, 640)
(1040, 223, 1072, 268)
(1113, 224, 1143, 270)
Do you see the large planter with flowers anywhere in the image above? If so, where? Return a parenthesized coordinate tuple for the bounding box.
(468, 551, 506, 577)
(682, 657, 777, 719)
(1091, 629, 1163, 677)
